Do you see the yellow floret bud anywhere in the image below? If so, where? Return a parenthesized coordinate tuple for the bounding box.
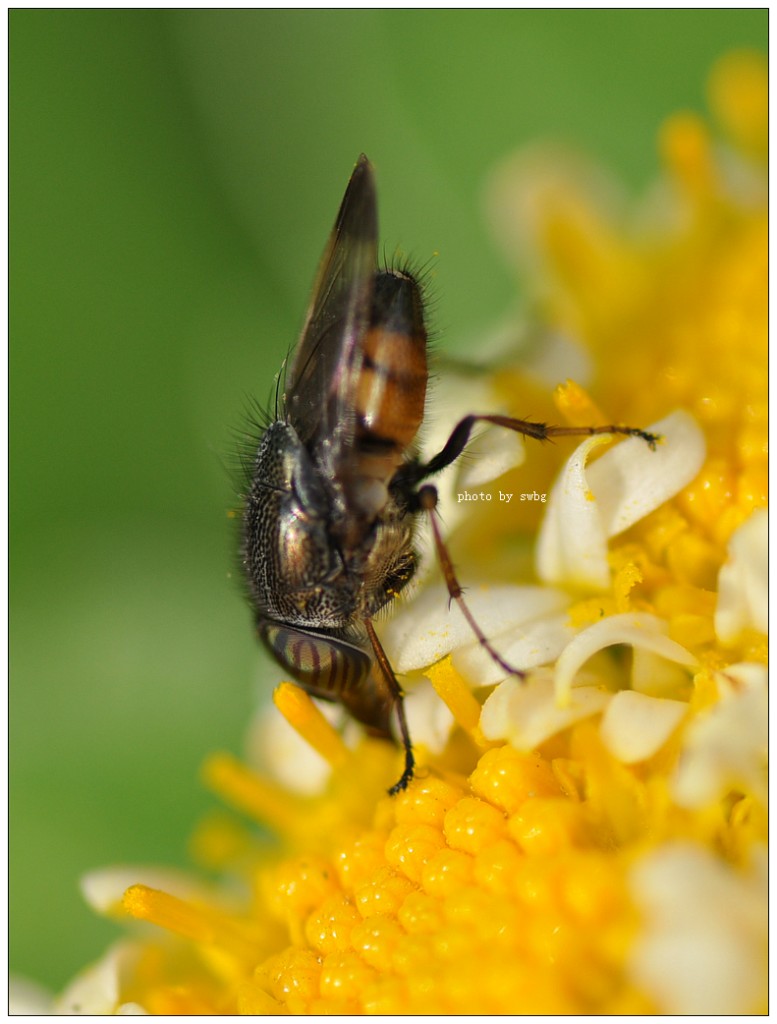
(384, 822, 447, 882)
(443, 796, 507, 853)
(469, 745, 561, 813)
(304, 893, 361, 954)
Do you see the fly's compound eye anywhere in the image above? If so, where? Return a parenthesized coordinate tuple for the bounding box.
(258, 621, 372, 700)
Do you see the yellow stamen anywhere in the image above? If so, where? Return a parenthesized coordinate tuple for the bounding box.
(202, 752, 303, 837)
(660, 111, 717, 200)
(612, 560, 643, 612)
(122, 885, 260, 965)
(426, 657, 485, 742)
(707, 49, 767, 159)
(273, 682, 350, 769)
(554, 379, 606, 427)
(189, 812, 253, 871)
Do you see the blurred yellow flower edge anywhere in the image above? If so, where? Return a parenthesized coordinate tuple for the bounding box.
(15, 52, 766, 1015)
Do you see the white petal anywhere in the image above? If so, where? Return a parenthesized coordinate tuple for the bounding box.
(455, 424, 525, 488)
(81, 866, 204, 916)
(484, 144, 629, 277)
(537, 410, 706, 589)
(672, 663, 767, 807)
(420, 374, 500, 462)
(54, 942, 139, 1015)
(599, 690, 686, 763)
(382, 584, 570, 674)
(480, 672, 610, 749)
(714, 509, 768, 641)
(245, 699, 336, 795)
(586, 409, 706, 536)
(520, 327, 593, 390)
(535, 433, 612, 590)
(628, 843, 767, 1014)
(9, 976, 54, 1015)
(421, 373, 518, 499)
(117, 1004, 148, 1015)
(457, 316, 593, 388)
(411, 372, 527, 568)
(554, 612, 696, 706)
(452, 611, 575, 684)
(714, 660, 768, 696)
(403, 678, 456, 754)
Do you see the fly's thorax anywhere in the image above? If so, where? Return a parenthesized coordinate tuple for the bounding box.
(242, 421, 354, 627)
(356, 515, 417, 618)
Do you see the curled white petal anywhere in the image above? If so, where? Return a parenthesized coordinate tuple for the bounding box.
(382, 584, 569, 675)
(452, 612, 575, 684)
(403, 678, 456, 755)
(628, 843, 767, 1014)
(586, 409, 706, 536)
(536, 433, 612, 590)
(599, 690, 686, 763)
(537, 410, 706, 589)
(480, 672, 609, 749)
(714, 509, 768, 641)
(554, 612, 696, 706)
(672, 663, 767, 807)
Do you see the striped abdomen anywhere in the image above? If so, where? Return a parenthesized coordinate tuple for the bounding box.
(258, 620, 393, 735)
(337, 270, 428, 528)
(259, 620, 371, 700)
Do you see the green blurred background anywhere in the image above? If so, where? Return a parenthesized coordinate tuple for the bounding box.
(10, 9, 767, 991)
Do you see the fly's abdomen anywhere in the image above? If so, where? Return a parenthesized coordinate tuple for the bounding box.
(258, 621, 372, 701)
(355, 269, 428, 460)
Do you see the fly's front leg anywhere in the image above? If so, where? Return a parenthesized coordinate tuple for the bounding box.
(415, 484, 525, 682)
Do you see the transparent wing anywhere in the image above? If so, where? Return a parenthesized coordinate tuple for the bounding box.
(284, 154, 377, 454)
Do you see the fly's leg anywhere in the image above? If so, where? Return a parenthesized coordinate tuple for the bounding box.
(417, 414, 659, 480)
(416, 484, 525, 681)
(365, 618, 415, 795)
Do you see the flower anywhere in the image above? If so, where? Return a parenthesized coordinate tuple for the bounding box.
(39, 52, 766, 1015)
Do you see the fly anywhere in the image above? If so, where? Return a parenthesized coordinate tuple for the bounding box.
(240, 155, 658, 794)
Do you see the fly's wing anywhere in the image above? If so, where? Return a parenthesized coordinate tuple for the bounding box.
(284, 155, 377, 457)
